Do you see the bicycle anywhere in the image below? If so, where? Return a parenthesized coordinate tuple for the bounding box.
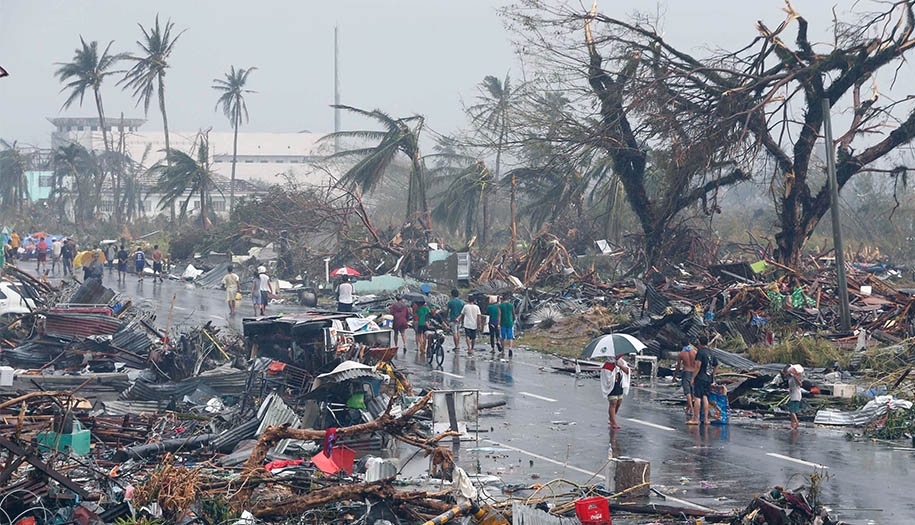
(425, 329, 445, 368)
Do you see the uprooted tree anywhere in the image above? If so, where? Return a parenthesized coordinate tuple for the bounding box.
(507, 0, 915, 268)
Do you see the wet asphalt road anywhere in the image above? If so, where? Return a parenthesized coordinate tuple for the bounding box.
(93, 270, 915, 523)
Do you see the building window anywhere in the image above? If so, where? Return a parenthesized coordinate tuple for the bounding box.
(244, 159, 254, 163)
(101, 200, 114, 212)
(78, 126, 84, 131)
(260, 159, 269, 163)
(91, 126, 97, 131)
(275, 159, 285, 163)
(212, 200, 226, 212)
(289, 159, 299, 164)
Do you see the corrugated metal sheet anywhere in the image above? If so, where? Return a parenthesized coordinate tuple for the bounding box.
(121, 366, 248, 401)
(212, 417, 260, 452)
(45, 311, 122, 338)
(256, 392, 302, 454)
(814, 395, 913, 426)
(709, 347, 759, 369)
(98, 400, 170, 416)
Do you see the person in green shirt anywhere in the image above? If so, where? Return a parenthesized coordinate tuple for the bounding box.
(498, 294, 515, 357)
(413, 300, 432, 353)
(486, 297, 501, 353)
(446, 289, 465, 352)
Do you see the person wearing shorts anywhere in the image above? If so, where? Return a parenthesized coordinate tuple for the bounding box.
(413, 300, 432, 353)
(151, 245, 164, 282)
(446, 289, 464, 352)
(688, 337, 719, 426)
(498, 294, 515, 358)
(458, 297, 481, 355)
(134, 247, 146, 281)
(601, 354, 631, 429)
(783, 364, 804, 429)
(675, 343, 698, 418)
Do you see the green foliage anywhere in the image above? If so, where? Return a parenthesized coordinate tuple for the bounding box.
(864, 406, 915, 440)
(54, 37, 123, 114)
(748, 336, 849, 368)
(114, 517, 164, 525)
(120, 15, 184, 115)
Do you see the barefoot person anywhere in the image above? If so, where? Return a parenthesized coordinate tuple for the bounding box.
(390, 296, 410, 351)
(222, 265, 240, 314)
(675, 342, 698, 418)
(601, 353, 631, 429)
(782, 364, 804, 429)
(688, 335, 719, 425)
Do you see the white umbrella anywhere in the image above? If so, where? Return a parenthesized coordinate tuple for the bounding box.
(581, 334, 646, 359)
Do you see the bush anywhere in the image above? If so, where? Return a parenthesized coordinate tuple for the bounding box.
(748, 336, 849, 368)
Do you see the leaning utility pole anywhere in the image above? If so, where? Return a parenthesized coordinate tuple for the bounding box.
(334, 25, 341, 153)
(821, 99, 851, 332)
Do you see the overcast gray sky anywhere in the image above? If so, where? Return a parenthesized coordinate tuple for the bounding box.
(2, 1, 911, 148)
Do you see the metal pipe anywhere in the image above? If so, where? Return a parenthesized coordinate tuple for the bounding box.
(422, 501, 486, 525)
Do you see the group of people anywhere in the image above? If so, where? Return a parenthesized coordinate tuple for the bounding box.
(385, 289, 517, 358)
(3, 234, 78, 277)
(674, 335, 721, 425)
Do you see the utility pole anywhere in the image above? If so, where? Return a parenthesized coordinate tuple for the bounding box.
(821, 99, 851, 332)
(334, 25, 341, 153)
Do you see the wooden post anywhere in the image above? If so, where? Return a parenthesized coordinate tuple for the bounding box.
(614, 458, 650, 498)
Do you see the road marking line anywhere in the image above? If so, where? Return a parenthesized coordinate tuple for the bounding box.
(209, 315, 224, 320)
(519, 392, 557, 402)
(623, 418, 676, 432)
(433, 370, 464, 379)
(483, 439, 597, 477)
(766, 453, 828, 469)
(173, 306, 188, 311)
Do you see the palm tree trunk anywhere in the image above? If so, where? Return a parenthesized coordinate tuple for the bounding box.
(230, 109, 239, 215)
(93, 87, 110, 152)
(158, 75, 175, 223)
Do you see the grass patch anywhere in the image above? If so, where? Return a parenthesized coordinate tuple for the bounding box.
(519, 330, 595, 359)
(748, 335, 850, 368)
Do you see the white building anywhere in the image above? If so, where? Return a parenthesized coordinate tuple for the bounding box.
(48, 116, 333, 187)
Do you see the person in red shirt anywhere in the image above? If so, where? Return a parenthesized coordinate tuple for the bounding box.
(35, 238, 49, 274)
(390, 296, 411, 351)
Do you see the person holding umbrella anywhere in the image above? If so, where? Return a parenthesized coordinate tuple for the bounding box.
(601, 353, 632, 429)
(582, 333, 645, 429)
(336, 275, 354, 312)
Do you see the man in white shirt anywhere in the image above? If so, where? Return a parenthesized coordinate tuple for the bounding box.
(51, 238, 63, 275)
(337, 276, 354, 312)
(457, 298, 482, 354)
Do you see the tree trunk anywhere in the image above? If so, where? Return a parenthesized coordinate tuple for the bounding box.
(158, 75, 175, 223)
(93, 87, 110, 153)
(230, 108, 239, 215)
(481, 191, 489, 245)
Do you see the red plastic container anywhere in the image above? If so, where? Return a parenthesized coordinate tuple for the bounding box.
(575, 497, 612, 524)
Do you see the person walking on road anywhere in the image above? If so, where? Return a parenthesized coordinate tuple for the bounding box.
(116, 245, 129, 283)
(457, 295, 482, 355)
(601, 353, 632, 429)
(688, 335, 719, 426)
(105, 244, 117, 270)
(782, 364, 804, 430)
(51, 238, 62, 275)
(134, 246, 146, 281)
(222, 265, 240, 315)
(336, 276, 354, 312)
(151, 245, 164, 282)
(60, 239, 73, 275)
(390, 295, 411, 351)
(254, 266, 271, 316)
(413, 299, 432, 354)
(446, 289, 465, 352)
(486, 296, 501, 354)
(498, 294, 515, 358)
(9, 231, 19, 261)
(675, 342, 699, 418)
(35, 237, 48, 274)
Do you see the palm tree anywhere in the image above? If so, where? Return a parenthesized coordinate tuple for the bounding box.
(120, 15, 185, 221)
(148, 132, 218, 229)
(431, 160, 494, 241)
(52, 142, 86, 224)
(323, 105, 431, 227)
(55, 38, 123, 153)
(467, 73, 516, 252)
(212, 66, 257, 215)
(0, 140, 30, 213)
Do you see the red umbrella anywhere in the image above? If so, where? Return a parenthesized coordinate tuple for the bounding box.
(330, 266, 360, 277)
(31, 232, 49, 239)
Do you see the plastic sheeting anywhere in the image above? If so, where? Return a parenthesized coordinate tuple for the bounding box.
(814, 395, 913, 426)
